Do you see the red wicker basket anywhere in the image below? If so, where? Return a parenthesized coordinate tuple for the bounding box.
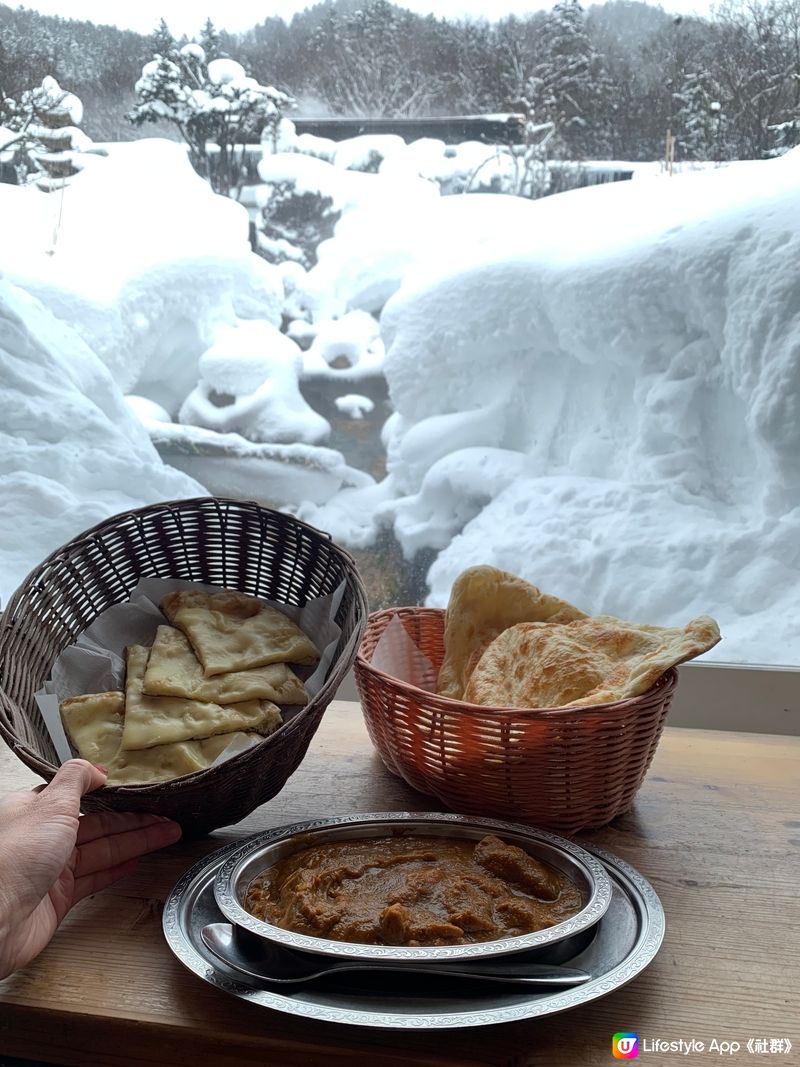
(354, 607, 677, 833)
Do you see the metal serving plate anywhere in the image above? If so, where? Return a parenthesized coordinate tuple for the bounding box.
(212, 813, 613, 963)
(163, 830, 665, 1030)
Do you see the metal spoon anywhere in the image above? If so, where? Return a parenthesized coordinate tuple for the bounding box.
(201, 923, 591, 988)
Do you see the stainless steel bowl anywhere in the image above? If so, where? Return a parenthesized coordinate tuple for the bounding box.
(213, 812, 613, 963)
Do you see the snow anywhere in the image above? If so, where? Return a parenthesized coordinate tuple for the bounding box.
(142, 418, 372, 508)
(0, 139, 283, 412)
(304, 149, 800, 665)
(0, 280, 203, 607)
(4, 123, 800, 666)
(38, 76, 83, 125)
(333, 134, 407, 172)
(293, 133, 337, 162)
(257, 150, 439, 320)
(303, 191, 538, 321)
(180, 321, 330, 445)
(302, 311, 384, 379)
(334, 394, 375, 419)
(180, 43, 206, 62)
(207, 59, 247, 86)
(124, 394, 172, 424)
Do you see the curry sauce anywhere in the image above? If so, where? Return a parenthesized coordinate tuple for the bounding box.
(244, 833, 582, 946)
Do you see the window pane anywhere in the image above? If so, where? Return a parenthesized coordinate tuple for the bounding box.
(2, 0, 797, 669)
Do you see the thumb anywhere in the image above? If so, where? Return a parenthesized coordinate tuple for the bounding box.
(40, 759, 107, 813)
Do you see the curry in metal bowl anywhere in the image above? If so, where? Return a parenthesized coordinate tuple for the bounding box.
(213, 814, 611, 962)
(243, 832, 582, 947)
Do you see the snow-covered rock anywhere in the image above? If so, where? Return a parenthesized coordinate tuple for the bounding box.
(0, 280, 204, 606)
(333, 134, 406, 172)
(145, 419, 372, 508)
(334, 393, 375, 419)
(180, 320, 330, 445)
(302, 311, 384, 380)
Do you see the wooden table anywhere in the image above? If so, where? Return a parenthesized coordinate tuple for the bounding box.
(1, 702, 798, 1066)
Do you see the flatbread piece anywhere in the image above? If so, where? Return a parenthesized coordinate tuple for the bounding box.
(161, 590, 320, 678)
(142, 625, 308, 705)
(463, 614, 721, 709)
(105, 730, 263, 786)
(121, 644, 283, 750)
(437, 566, 588, 700)
(60, 691, 125, 767)
(61, 686, 267, 785)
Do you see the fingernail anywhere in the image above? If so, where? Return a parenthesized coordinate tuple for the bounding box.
(93, 764, 108, 774)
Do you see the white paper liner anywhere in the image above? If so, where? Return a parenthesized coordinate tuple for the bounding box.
(371, 613, 438, 692)
(36, 576, 345, 769)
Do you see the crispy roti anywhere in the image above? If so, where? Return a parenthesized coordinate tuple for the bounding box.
(436, 566, 588, 700)
(121, 644, 283, 750)
(462, 614, 721, 709)
(142, 625, 308, 705)
(161, 590, 320, 678)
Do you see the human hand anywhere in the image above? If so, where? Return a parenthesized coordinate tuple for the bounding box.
(0, 759, 181, 980)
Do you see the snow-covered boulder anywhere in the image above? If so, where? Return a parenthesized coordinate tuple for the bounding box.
(0, 279, 204, 606)
(333, 134, 407, 173)
(180, 321, 330, 445)
(302, 310, 384, 380)
(144, 421, 372, 508)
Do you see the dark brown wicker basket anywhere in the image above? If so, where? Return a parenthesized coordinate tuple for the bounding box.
(355, 607, 677, 834)
(0, 497, 368, 833)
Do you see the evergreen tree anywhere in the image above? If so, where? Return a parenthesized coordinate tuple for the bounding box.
(533, 0, 612, 158)
(150, 18, 175, 57)
(200, 18, 223, 62)
(674, 69, 728, 159)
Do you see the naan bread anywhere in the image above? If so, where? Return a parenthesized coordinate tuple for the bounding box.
(437, 566, 588, 700)
(105, 731, 263, 786)
(60, 691, 125, 766)
(142, 625, 308, 705)
(121, 645, 283, 750)
(463, 614, 721, 709)
(161, 590, 319, 677)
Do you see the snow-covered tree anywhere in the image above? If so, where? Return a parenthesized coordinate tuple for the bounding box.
(309, 0, 444, 116)
(533, 0, 613, 158)
(674, 69, 728, 159)
(200, 18, 224, 63)
(149, 18, 176, 58)
(129, 27, 293, 196)
(0, 75, 88, 188)
(27, 76, 86, 191)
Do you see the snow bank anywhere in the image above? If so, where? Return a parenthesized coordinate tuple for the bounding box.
(259, 150, 439, 320)
(302, 190, 528, 321)
(0, 139, 283, 412)
(0, 280, 204, 606)
(309, 151, 800, 665)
